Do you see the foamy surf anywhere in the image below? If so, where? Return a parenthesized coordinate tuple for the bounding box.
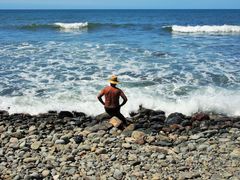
(169, 25, 240, 33)
(0, 87, 239, 117)
(54, 22, 88, 29)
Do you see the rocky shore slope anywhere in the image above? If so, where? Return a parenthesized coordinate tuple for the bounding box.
(0, 106, 240, 180)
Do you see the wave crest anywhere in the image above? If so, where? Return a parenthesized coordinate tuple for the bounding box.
(165, 25, 240, 33)
(54, 22, 88, 29)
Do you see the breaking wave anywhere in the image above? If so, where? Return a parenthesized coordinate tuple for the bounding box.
(54, 22, 88, 29)
(164, 25, 240, 33)
(18, 22, 88, 31)
(14, 22, 139, 31)
(0, 87, 239, 116)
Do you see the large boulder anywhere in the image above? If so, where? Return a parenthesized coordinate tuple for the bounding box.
(95, 113, 111, 121)
(0, 110, 9, 116)
(149, 114, 166, 122)
(165, 112, 185, 125)
(138, 106, 154, 116)
(58, 111, 73, 119)
(191, 112, 210, 121)
(109, 116, 122, 128)
(131, 130, 146, 144)
(85, 121, 113, 132)
(73, 111, 86, 117)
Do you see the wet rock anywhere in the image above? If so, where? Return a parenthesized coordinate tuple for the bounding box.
(58, 111, 73, 119)
(181, 120, 192, 127)
(73, 111, 86, 117)
(165, 112, 185, 125)
(0, 110, 9, 116)
(191, 112, 210, 121)
(138, 106, 154, 116)
(233, 122, 240, 128)
(149, 114, 165, 122)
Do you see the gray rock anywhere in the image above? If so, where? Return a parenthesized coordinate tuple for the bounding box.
(55, 139, 65, 144)
(165, 112, 185, 125)
(197, 144, 209, 151)
(79, 145, 91, 151)
(95, 113, 111, 121)
(230, 148, 240, 159)
(68, 167, 77, 175)
(42, 169, 50, 177)
(95, 148, 107, 155)
(113, 169, 124, 180)
(122, 143, 132, 149)
(85, 121, 113, 132)
(29, 172, 41, 179)
(158, 154, 166, 159)
(179, 172, 201, 179)
(190, 133, 204, 140)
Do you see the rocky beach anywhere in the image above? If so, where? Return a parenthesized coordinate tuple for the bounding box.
(0, 107, 240, 180)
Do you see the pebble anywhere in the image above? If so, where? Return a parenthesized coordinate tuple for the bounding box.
(55, 139, 65, 144)
(95, 148, 107, 154)
(1, 108, 240, 179)
(190, 133, 204, 140)
(31, 141, 41, 150)
(113, 169, 124, 180)
(42, 169, 50, 177)
(122, 143, 132, 149)
(230, 148, 240, 159)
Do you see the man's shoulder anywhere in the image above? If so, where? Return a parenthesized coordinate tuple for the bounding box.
(102, 86, 111, 92)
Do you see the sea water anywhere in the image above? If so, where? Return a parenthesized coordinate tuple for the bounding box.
(0, 10, 240, 116)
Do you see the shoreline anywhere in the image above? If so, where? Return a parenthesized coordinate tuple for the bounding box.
(1, 107, 240, 179)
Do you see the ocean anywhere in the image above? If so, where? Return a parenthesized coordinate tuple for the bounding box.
(0, 10, 240, 116)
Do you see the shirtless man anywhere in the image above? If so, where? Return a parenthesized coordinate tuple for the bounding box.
(97, 75, 128, 124)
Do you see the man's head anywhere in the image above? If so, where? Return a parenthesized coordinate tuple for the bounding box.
(108, 75, 119, 86)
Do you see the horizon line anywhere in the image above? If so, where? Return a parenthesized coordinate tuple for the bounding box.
(0, 8, 240, 10)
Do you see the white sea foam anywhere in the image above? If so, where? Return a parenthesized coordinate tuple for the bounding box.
(171, 25, 240, 33)
(54, 22, 88, 29)
(0, 86, 239, 116)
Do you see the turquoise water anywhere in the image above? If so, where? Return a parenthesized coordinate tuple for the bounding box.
(0, 10, 240, 115)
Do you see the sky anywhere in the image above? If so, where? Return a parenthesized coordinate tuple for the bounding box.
(0, 0, 240, 9)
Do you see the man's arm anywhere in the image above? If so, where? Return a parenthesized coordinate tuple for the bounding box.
(97, 90, 105, 106)
(120, 91, 128, 107)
